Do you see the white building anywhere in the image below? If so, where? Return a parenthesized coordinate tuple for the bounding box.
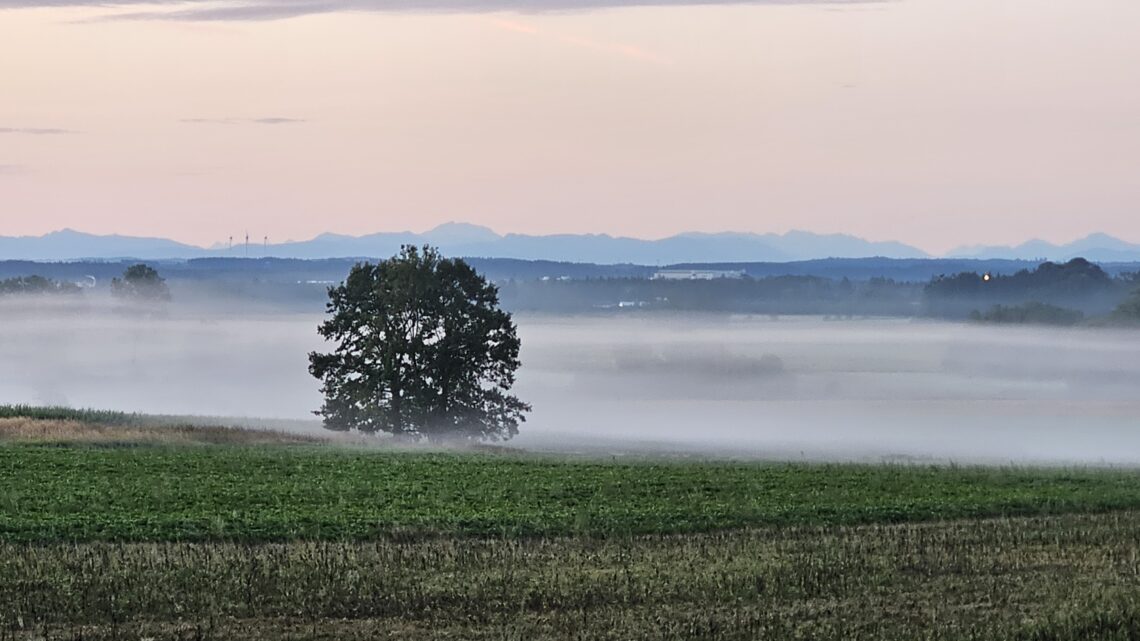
(651, 269, 746, 281)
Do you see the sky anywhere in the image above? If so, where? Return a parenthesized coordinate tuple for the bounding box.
(1, 0, 1138, 255)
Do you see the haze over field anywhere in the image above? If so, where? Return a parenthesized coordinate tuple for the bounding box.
(3, 0, 1139, 460)
(3, 304, 1139, 463)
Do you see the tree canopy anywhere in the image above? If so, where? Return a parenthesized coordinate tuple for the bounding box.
(308, 245, 530, 441)
(923, 258, 1121, 318)
(1110, 288, 1140, 324)
(0, 275, 81, 296)
(111, 264, 171, 302)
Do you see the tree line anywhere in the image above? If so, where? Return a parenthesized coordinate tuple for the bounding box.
(924, 258, 1140, 323)
(0, 264, 171, 302)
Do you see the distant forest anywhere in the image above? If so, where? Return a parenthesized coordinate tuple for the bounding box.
(498, 276, 922, 316)
(2, 256, 1139, 325)
(924, 258, 1137, 321)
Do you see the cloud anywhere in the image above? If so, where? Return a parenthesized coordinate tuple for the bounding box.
(181, 118, 307, 125)
(0, 127, 76, 135)
(1, 0, 882, 22)
(251, 117, 308, 125)
(0, 164, 30, 175)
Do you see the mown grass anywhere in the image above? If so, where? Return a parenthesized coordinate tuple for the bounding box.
(2, 512, 1139, 640)
(2, 442, 1140, 543)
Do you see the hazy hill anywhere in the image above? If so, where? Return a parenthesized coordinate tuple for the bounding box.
(948, 233, 1140, 262)
(0, 223, 928, 263)
(6, 224, 1140, 263)
(0, 229, 205, 261)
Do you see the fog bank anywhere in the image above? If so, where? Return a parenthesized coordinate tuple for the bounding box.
(2, 304, 1138, 464)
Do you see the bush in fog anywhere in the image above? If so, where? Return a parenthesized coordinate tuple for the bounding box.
(1109, 288, 1140, 324)
(111, 264, 171, 302)
(309, 245, 530, 441)
(0, 275, 81, 296)
(757, 353, 785, 374)
(969, 302, 1084, 326)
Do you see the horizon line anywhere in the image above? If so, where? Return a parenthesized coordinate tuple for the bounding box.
(2, 224, 1138, 258)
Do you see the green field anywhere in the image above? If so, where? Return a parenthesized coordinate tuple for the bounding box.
(3, 444, 1140, 542)
(2, 416, 1140, 640)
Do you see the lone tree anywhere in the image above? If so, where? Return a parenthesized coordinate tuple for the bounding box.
(309, 245, 530, 441)
(111, 264, 171, 302)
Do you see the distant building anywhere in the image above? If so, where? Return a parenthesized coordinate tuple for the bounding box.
(651, 269, 745, 281)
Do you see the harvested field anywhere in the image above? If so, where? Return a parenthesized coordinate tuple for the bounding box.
(1, 512, 1138, 640)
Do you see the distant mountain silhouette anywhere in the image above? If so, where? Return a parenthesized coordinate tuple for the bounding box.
(948, 233, 1140, 262)
(0, 229, 205, 261)
(10, 224, 1140, 263)
(0, 223, 930, 263)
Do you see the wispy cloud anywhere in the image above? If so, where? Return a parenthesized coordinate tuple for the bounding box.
(0, 164, 30, 175)
(1, 0, 883, 22)
(0, 127, 77, 135)
(181, 117, 307, 125)
(252, 117, 307, 125)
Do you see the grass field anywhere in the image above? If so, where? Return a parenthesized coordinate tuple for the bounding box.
(3, 444, 1140, 542)
(2, 411, 1140, 640)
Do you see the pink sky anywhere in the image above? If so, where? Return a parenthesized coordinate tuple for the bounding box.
(2, 0, 1139, 254)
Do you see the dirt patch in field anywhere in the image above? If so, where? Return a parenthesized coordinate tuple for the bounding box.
(0, 417, 327, 446)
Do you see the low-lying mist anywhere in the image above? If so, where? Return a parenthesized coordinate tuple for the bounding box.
(2, 299, 1139, 464)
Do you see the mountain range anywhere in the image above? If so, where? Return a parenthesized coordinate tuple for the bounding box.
(946, 233, 1140, 262)
(1, 224, 1138, 264)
